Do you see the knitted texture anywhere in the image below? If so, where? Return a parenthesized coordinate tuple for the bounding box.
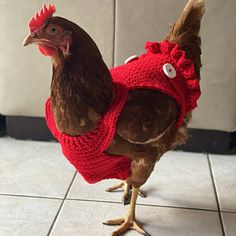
(110, 41, 201, 127)
(45, 85, 131, 184)
(45, 41, 201, 184)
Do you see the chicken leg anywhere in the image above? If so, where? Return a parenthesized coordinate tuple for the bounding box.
(103, 187, 150, 236)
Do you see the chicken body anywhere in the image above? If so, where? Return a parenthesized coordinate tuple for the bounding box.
(51, 47, 181, 188)
(45, 16, 183, 191)
(24, 0, 204, 235)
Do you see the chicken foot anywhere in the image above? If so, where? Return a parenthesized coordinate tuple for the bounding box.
(106, 180, 146, 205)
(103, 187, 150, 236)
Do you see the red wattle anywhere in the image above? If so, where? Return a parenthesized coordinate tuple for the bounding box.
(38, 45, 57, 56)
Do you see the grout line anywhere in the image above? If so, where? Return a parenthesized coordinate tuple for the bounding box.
(221, 210, 236, 214)
(0, 193, 63, 200)
(2, 190, 233, 214)
(207, 154, 225, 236)
(65, 197, 219, 213)
(1, 190, 232, 214)
(0, 192, 227, 214)
(138, 203, 218, 213)
(1, 191, 233, 214)
(47, 171, 77, 236)
(112, 0, 117, 67)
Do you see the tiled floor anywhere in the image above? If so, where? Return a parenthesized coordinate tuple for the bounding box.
(0, 137, 235, 236)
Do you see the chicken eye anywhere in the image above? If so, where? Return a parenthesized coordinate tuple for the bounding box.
(163, 63, 176, 79)
(50, 27, 57, 34)
(46, 24, 59, 35)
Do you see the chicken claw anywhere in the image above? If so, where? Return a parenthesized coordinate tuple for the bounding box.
(106, 181, 146, 205)
(103, 187, 150, 236)
(106, 181, 131, 204)
(103, 217, 150, 236)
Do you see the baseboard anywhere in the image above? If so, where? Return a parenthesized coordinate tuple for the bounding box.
(5, 116, 234, 154)
(0, 115, 6, 136)
(176, 128, 232, 154)
(6, 116, 54, 141)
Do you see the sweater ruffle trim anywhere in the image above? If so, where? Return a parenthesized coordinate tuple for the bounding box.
(145, 41, 201, 113)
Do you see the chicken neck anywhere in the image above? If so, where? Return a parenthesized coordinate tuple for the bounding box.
(50, 50, 113, 136)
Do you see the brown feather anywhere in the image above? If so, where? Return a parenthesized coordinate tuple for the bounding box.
(165, 0, 205, 79)
(49, 17, 113, 136)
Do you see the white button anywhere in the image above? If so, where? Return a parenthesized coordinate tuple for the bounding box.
(163, 63, 176, 78)
(125, 55, 138, 64)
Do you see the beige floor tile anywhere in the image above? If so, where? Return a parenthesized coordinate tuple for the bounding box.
(222, 212, 236, 236)
(51, 200, 222, 236)
(210, 154, 236, 212)
(0, 195, 61, 236)
(0, 138, 75, 198)
(68, 174, 122, 202)
(68, 151, 217, 210)
(138, 151, 217, 209)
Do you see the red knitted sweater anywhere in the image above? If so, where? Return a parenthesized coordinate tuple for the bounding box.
(45, 41, 201, 184)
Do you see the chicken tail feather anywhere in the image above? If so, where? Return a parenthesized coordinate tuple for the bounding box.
(165, 0, 205, 79)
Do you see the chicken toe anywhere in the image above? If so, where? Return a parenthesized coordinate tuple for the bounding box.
(106, 181, 146, 204)
(106, 180, 131, 204)
(103, 187, 150, 235)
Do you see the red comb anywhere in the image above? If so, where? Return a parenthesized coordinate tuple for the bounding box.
(29, 4, 56, 33)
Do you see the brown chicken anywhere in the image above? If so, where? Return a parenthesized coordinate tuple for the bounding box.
(23, 0, 205, 235)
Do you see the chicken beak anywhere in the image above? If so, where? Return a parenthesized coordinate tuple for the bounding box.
(23, 34, 35, 47)
(23, 34, 32, 47)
